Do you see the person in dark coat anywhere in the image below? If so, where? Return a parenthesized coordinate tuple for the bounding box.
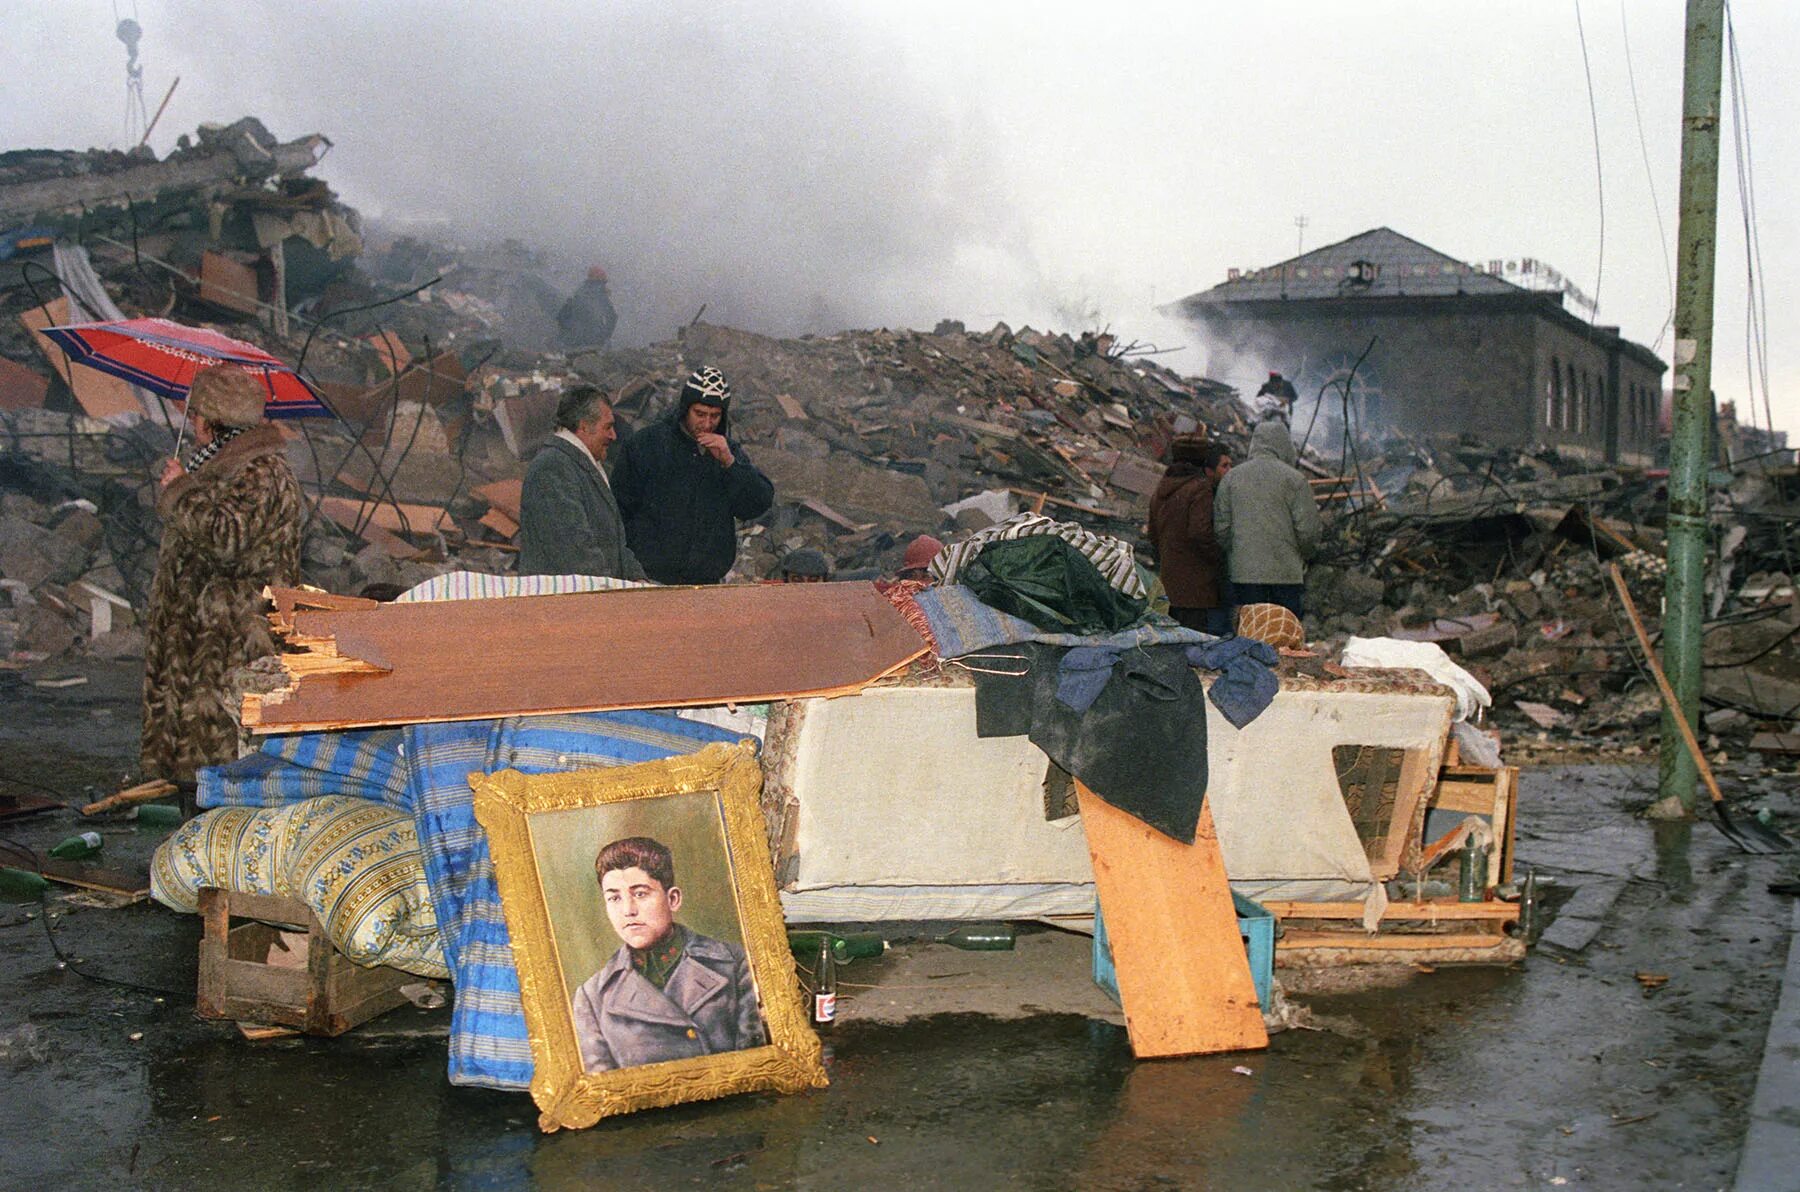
(555, 264, 618, 352)
(1147, 435, 1233, 635)
(141, 365, 303, 785)
(609, 367, 774, 584)
(572, 836, 765, 1073)
(516, 385, 646, 580)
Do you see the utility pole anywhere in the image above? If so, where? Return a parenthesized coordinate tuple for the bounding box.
(1294, 214, 1309, 257)
(1661, 0, 1725, 810)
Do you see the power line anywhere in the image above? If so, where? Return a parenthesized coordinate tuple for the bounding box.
(1572, 0, 1605, 325)
(1724, 2, 1774, 440)
(1618, 1, 1675, 354)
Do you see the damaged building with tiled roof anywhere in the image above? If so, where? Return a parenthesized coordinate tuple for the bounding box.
(1167, 227, 1667, 466)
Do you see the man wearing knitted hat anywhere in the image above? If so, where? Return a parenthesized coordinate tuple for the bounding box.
(141, 365, 303, 791)
(610, 366, 774, 584)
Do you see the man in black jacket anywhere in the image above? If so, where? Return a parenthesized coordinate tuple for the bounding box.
(610, 367, 774, 584)
(517, 385, 647, 580)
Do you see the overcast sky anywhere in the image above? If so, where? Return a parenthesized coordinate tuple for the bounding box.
(5, 2, 1795, 431)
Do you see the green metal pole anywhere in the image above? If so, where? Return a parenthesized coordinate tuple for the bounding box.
(1661, 0, 1726, 810)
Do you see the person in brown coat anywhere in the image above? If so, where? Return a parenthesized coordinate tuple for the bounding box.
(1148, 436, 1232, 635)
(141, 365, 304, 786)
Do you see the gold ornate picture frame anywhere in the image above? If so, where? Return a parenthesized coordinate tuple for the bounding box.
(472, 741, 826, 1132)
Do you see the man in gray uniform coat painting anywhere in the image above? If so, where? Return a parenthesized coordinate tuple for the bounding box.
(571, 835, 765, 1072)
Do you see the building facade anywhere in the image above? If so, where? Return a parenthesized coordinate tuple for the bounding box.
(1169, 228, 1666, 465)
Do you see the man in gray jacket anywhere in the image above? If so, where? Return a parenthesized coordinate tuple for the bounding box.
(1214, 419, 1322, 619)
(517, 386, 647, 580)
(572, 836, 766, 1073)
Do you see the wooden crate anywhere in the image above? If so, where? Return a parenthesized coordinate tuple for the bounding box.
(196, 888, 414, 1037)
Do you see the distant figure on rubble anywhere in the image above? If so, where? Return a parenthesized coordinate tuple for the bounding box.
(1252, 371, 1298, 423)
(1148, 435, 1233, 635)
(141, 366, 303, 788)
(776, 548, 831, 582)
(556, 265, 618, 353)
(610, 367, 775, 584)
(517, 385, 646, 581)
(895, 534, 945, 582)
(1214, 420, 1320, 621)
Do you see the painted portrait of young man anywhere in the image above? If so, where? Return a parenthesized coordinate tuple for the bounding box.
(571, 835, 766, 1072)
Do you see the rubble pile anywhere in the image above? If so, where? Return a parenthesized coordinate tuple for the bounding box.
(4, 115, 1799, 771)
(1305, 434, 1800, 759)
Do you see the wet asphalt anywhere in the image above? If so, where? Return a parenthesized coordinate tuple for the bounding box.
(1, 662, 1796, 1190)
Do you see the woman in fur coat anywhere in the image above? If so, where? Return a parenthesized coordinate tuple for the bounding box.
(140, 365, 303, 785)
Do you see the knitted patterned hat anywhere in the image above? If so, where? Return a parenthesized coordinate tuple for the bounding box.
(186, 365, 267, 429)
(681, 366, 731, 407)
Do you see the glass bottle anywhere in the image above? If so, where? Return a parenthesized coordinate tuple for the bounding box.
(811, 935, 837, 1028)
(47, 831, 103, 860)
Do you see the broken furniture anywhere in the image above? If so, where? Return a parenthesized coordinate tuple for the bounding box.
(197, 888, 416, 1037)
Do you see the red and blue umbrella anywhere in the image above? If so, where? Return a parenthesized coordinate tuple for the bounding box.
(39, 317, 329, 419)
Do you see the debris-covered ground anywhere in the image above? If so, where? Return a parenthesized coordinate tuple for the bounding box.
(2, 664, 1795, 1188)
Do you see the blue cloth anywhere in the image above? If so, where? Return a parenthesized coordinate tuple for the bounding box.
(916, 583, 1207, 660)
(1056, 645, 1125, 712)
(197, 727, 408, 811)
(197, 710, 745, 1090)
(1187, 638, 1280, 728)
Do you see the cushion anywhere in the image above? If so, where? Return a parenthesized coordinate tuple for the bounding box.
(152, 795, 449, 978)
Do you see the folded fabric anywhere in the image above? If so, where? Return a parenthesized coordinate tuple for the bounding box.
(1188, 638, 1280, 729)
(914, 583, 1206, 660)
(152, 795, 449, 979)
(960, 536, 1147, 635)
(1339, 635, 1491, 721)
(931, 512, 1147, 598)
(1056, 645, 1125, 712)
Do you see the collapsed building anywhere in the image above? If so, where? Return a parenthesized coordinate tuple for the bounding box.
(1168, 227, 1667, 466)
(4, 118, 1800, 1105)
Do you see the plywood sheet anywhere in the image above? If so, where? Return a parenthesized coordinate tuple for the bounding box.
(1078, 784, 1268, 1058)
(246, 580, 930, 732)
(474, 478, 523, 520)
(316, 495, 449, 536)
(0, 355, 49, 412)
(19, 297, 145, 420)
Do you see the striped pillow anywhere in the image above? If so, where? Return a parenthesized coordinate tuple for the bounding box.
(152, 796, 448, 979)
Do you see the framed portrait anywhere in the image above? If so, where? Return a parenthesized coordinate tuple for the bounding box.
(472, 740, 827, 1131)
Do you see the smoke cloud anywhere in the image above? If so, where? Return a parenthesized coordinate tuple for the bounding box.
(127, 3, 1043, 346)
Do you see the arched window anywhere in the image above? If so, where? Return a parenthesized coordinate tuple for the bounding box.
(1549, 357, 1562, 428)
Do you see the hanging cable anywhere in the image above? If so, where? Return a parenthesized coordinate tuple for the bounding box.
(1572, 0, 1606, 324)
(1618, 1, 1676, 354)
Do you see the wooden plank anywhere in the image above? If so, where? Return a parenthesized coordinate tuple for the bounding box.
(19, 297, 145, 420)
(1077, 784, 1268, 1058)
(1751, 731, 1800, 756)
(479, 508, 519, 539)
(1260, 899, 1519, 924)
(474, 478, 524, 521)
(316, 495, 449, 537)
(34, 855, 150, 900)
(198, 250, 261, 315)
(1279, 930, 1510, 951)
(245, 580, 931, 732)
(0, 354, 49, 412)
(80, 778, 178, 817)
(774, 392, 808, 420)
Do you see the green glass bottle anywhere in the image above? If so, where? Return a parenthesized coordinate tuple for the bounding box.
(0, 867, 49, 900)
(134, 803, 183, 828)
(941, 923, 1015, 951)
(47, 831, 103, 860)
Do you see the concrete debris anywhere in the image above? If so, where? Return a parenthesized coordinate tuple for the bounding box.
(4, 114, 1800, 770)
